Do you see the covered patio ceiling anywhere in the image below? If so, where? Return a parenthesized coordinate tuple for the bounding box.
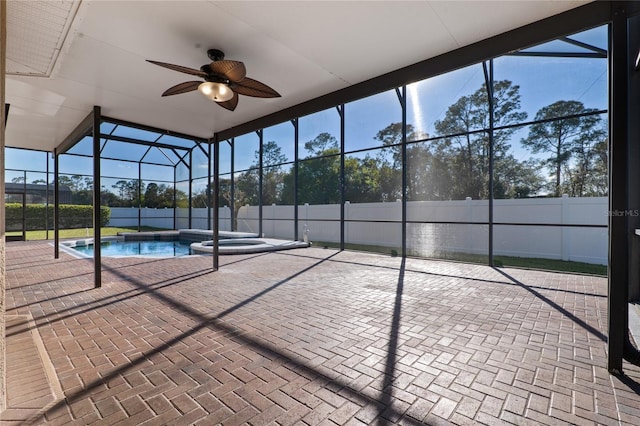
(5, 0, 591, 153)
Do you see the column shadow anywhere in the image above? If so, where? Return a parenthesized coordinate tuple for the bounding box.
(30, 252, 424, 425)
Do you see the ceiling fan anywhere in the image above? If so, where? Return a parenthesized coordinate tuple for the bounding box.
(147, 49, 280, 111)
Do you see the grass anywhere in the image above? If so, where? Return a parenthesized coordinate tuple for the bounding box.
(6, 226, 167, 241)
(316, 241, 607, 276)
(439, 252, 607, 276)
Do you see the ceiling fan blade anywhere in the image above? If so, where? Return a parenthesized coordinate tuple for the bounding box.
(230, 77, 281, 98)
(217, 91, 239, 111)
(161, 81, 201, 97)
(147, 60, 207, 77)
(208, 60, 246, 82)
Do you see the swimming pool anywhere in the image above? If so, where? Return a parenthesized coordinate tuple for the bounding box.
(60, 230, 310, 258)
(71, 240, 192, 257)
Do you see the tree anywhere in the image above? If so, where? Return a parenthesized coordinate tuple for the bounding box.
(344, 155, 383, 203)
(144, 183, 161, 208)
(564, 134, 608, 197)
(584, 138, 608, 196)
(374, 122, 434, 201)
(231, 140, 289, 209)
(521, 100, 604, 196)
(304, 132, 338, 158)
(218, 177, 233, 208)
(261, 141, 288, 205)
(434, 80, 528, 199)
(284, 133, 341, 204)
(405, 143, 451, 201)
(296, 155, 341, 204)
(492, 156, 545, 198)
(100, 188, 120, 206)
(375, 122, 407, 168)
(111, 179, 143, 206)
(262, 140, 288, 167)
(160, 185, 179, 208)
(235, 171, 259, 206)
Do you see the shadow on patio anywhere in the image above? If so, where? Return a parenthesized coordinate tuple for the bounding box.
(4, 241, 640, 425)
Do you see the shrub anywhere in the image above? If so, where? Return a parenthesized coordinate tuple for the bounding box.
(6, 203, 111, 231)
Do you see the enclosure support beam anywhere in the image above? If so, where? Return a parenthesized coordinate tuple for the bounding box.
(173, 167, 177, 230)
(608, 2, 630, 374)
(626, 7, 640, 306)
(101, 115, 207, 144)
(56, 110, 93, 155)
(230, 139, 235, 231)
(338, 105, 345, 251)
(213, 139, 219, 271)
(207, 143, 212, 231)
(483, 60, 495, 267)
(46, 156, 50, 241)
(621, 4, 640, 369)
(258, 130, 263, 237)
(138, 162, 142, 232)
(92, 105, 102, 289)
(20, 172, 26, 241)
(188, 151, 193, 229)
(292, 119, 299, 241)
(396, 87, 407, 258)
(54, 150, 59, 258)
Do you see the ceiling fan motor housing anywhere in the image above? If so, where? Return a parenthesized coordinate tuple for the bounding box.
(207, 49, 225, 61)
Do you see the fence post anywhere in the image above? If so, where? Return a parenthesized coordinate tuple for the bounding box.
(272, 203, 276, 238)
(304, 203, 309, 243)
(344, 201, 350, 247)
(396, 199, 402, 250)
(561, 194, 570, 261)
(466, 197, 473, 255)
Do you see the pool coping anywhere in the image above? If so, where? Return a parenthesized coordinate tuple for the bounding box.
(192, 238, 310, 255)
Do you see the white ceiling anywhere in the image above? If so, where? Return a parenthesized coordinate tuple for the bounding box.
(5, 0, 591, 152)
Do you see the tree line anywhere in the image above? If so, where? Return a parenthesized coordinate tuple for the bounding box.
(224, 80, 607, 211)
(11, 174, 187, 208)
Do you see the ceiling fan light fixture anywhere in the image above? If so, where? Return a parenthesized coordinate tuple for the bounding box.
(148, 50, 280, 111)
(198, 81, 233, 102)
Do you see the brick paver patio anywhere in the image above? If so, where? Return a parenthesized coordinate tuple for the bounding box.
(2, 240, 640, 425)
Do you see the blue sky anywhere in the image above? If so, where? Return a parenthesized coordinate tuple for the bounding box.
(6, 25, 607, 189)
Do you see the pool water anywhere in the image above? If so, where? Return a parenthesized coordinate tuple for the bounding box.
(72, 240, 192, 257)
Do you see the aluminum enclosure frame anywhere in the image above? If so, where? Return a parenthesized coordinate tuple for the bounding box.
(209, 1, 640, 375)
(45, 1, 640, 376)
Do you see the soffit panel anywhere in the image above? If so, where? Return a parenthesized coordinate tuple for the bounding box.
(6, 0, 81, 76)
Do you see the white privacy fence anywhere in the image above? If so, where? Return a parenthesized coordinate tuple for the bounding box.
(109, 207, 232, 231)
(110, 195, 608, 265)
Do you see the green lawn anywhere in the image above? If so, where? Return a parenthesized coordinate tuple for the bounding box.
(6, 226, 168, 241)
(438, 252, 607, 276)
(318, 241, 607, 276)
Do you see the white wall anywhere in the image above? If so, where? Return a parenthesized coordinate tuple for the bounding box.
(110, 196, 608, 265)
(239, 196, 608, 265)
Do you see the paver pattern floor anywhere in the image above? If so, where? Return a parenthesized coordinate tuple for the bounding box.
(2, 240, 640, 425)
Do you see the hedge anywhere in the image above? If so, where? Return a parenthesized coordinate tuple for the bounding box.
(5, 203, 111, 231)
